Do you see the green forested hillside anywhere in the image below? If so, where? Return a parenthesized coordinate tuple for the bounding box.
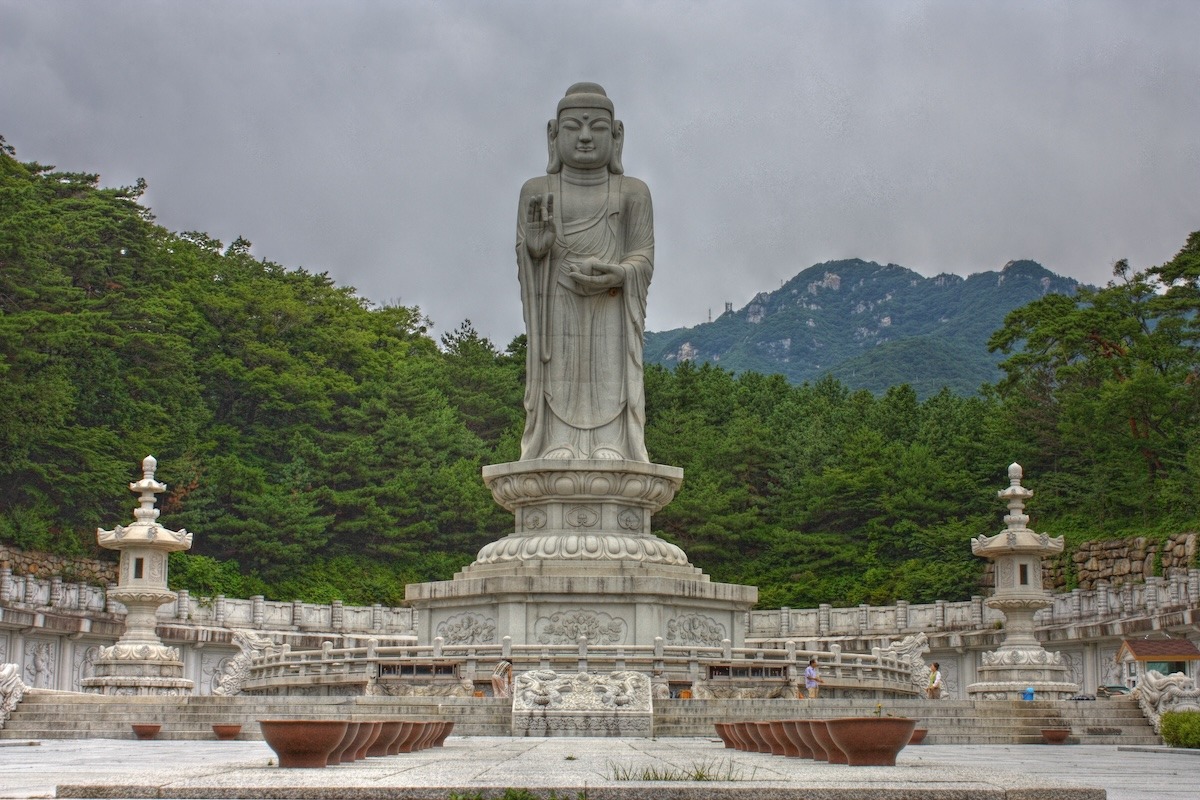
(2, 140, 1198, 608)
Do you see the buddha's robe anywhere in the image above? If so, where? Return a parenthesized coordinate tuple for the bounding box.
(516, 171, 653, 461)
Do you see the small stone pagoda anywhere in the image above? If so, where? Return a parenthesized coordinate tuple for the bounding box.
(967, 463, 1078, 699)
(82, 456, 194, 695)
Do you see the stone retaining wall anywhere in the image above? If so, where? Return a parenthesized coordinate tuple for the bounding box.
(0, 546, 117, 585)
(1060, 533, 1197, 590)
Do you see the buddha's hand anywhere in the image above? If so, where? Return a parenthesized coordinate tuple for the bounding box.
(526, 193, 557, 258)
(569, 258, 626, 291)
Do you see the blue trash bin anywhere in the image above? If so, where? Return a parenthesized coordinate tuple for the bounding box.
(1021, 687, 1035, 701)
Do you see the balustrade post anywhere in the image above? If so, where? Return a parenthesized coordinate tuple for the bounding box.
(1168, 570, 1183, 608)
(502, 635, 512, 660)
(858, 603, 869, 634)
(433, 636, 444, 658)
(292, 599, 304, 628)
(1189, 569, 1200, 605)
(970, 596, 983, 628)
(50, 576, 62, 607)
(780, 606, 790, 636)
(818, 603, 830, 636)
(332, 599, 344, 630)
(896, 600, 909, 630)
(215, 594, 226, 625)
(935, 599, 946, 629)
(0, 566, 10, 602)
(1069, 588, 1081, 622)
(76, 581, 88, 611)
(372, 603, 383, 631)
(1144, 577, 1161, 615)
(176, 589, 189, 620)
(1096, 580, 1109, 616)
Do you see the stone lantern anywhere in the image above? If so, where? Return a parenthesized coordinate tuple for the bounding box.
(82, 456, 194, 695)
(967, 463, 1078, 699)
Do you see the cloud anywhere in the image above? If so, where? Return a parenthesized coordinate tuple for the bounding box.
(3, 0, 1197, 344)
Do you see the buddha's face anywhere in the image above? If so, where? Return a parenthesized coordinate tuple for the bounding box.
(555, 108, 614, 169)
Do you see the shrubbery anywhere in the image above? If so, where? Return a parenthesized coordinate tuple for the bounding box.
(1160, 711, 1200, 748)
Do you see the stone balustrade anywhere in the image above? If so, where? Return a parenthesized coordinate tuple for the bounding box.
(0, 568, 415, 636)
(241, 635, 918, 698)
(747, 568, 1200, 642)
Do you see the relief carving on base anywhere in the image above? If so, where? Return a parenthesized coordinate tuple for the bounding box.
(535, 609, 626, 645)
(980, 648, 1065, 667)
(666, 614, 726, 647)
(436, 612, 497, 645)
(23, 640, 56, 689)
(513, 669, 650, 712)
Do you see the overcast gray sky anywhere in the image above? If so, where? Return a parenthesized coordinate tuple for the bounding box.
(3, 0, 1197, 345)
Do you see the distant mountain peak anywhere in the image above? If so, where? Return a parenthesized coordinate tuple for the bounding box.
(645, 256, 1082, 398)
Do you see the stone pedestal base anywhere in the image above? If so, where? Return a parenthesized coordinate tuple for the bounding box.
(81, 643, 194, 696)
(967, 647, 1078, 700)
(407, 559, 757, 647)
(406, 459, 758, 647)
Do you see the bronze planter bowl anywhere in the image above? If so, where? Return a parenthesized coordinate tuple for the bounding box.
(825, 716, 917, 766)
(258, 720, 349, 769)
(808, 720, 847, 764)
(131, 724, 160, 740)
(211, 724, 241, 740)
(909, 727, 928, 745)
(1041, 728, 1071, 744)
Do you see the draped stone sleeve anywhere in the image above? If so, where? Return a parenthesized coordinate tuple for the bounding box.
(616, 176, 653, 461)
(515, 176, 554, 460)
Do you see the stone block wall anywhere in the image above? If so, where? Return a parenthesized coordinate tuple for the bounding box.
(1053, 533, 1197, 591)
(0, 546, 117, 585)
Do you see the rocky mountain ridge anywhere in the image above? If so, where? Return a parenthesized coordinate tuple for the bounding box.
(644, 258, 1083, 396)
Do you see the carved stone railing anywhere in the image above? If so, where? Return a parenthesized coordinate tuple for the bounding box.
(241, 635, 921, 698)
(0, 568, 415, 636)
(747, 568, 1200, 641)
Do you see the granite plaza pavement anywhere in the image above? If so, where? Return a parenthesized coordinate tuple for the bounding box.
(2, 735, 1198, 800)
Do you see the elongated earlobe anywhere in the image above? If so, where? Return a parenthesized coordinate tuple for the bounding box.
(609, 119, 624, 175)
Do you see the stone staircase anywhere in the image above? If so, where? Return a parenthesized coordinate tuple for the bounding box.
(0, 693, 512, 740)
(652, 696, 1161, 745)
(2, 692, 1157, 745)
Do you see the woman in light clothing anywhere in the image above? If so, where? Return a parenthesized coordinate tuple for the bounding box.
(927, 662, 942, 699)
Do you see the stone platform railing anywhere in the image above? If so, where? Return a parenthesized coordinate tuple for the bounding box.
(0, 567, 415, 636)
(747, 568, 1200, 643)
(241, 635, 920, 699)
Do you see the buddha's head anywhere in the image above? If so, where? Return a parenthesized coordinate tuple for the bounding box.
(547, 82, 624, 174)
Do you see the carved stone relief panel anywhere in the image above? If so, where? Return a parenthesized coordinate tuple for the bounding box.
(148, 552, 165, 582)
(997, 560, 1014, 588)
(564, 505, 599, 529)
(1099, 646, 1122, 686)
(72, 644, 102, 688)
(534, 609, 627, 645)
(666, 614, 726, 647)
(436, 612, 497, 645)
(23, 639, 57, 689)
(942, 660, 961, 698)
(1063, 650, 1084, 685)
(203, 652, 234, 696)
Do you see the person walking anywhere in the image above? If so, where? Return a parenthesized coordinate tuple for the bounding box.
(805, 658, 824, 699)
(927, 662, 943, 699)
